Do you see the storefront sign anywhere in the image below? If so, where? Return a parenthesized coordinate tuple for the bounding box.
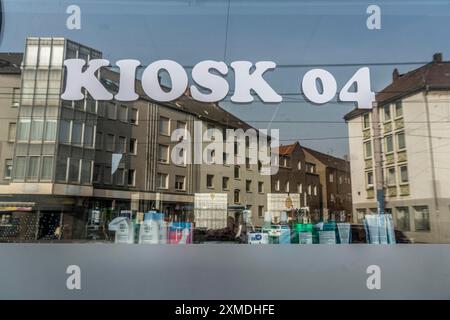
(61, 59, 375, 109)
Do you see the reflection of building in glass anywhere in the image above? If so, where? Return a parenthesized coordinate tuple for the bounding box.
(345, 53, 450, 243)
(269, 142, 351, 222)
(0, 37, 270, 242)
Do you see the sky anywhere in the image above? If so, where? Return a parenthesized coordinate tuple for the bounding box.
(2, 0, 450, 157)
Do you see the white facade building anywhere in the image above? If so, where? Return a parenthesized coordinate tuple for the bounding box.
(345, 53, 450, 243)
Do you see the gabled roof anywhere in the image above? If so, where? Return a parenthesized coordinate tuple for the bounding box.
(344, 53, 450, 121)
(273, 141, 300, 155)
(302, 146, 349, 170)
(0, 53, 23, 74)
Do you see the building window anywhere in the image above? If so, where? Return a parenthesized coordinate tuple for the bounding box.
(222, 177, 229, 190)
(8, 123, 16, 142)
(297, 161, 302, 170)
(107, 102, 117, 120)
(17, 119, 31, 141)
(116, 168, 125, 185)
(258, 181, 264, 193)
(44, 120, 57, 142)
(30, 119, 44, 141)
(12, 88, 20, 106)
(385, 135, 393, 153)
(27, 156, 40, 180)
(366, 171, 374, 187)
(297, 183, 302, 193)
(127, 169, 136, 186)
(329, 173, 334, 183)
(93, 165, 102, 183)
(234, 142, 239, 155)
(246, 180, 252, 192)
(157, 173, 168, 189)
(59, 120, 70, 144)
(176, 121, 186, 138)
(234, 165, 240, 179)
(14, 156, 26, 179)
(258, 206, 264, 218)
(339, 176, 343, 184)
(395, 207, 410, 231)
(384, 105, 391, 122)
(159, 116, 170, 135)
(285, 181, 290, 192)
(41, 157, 53, 180)
(245, 157, 251, 169)
(130, 108, 138, 125)
(308, 185, 312, 195)
(129, 138, 137, 155)
(395, 101, 403, 118)
(206, 174, 214, 188)
(414, 206, 430, 231)
(105, 134, 115, 152)
(119, 105, 128, 122)
(223, 153, 229, 165)
(118, 136, 127, 153)
(71, 122, 83, 145)
(158, 144, 169, 163)
(81, 160, 92, 184)
(387, 167, 396, 186)
(275, 179, 280, 191)
(364, 141, 372, 159)
(104, 167, 112, 185)
(330, 193, 335, 202)
(68, 158, 80, 183)
(396, 132, 406, 150)
(84, 124, 94, 147)
(399, 165, 409, 184)
(313, 186, 317, 196)
(4, 159, 12, 178)
(234, 189, 240, 203)
(96, 132, 103, 150)
(363, 113, 370, 129)
(174, 175, 185, 191)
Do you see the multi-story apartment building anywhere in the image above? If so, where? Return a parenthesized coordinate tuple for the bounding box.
(269, 142, 351, 222)
(302, 147, 352, 221)
(0, 37, 270, 241)
(269, 142, 321, 220)
(345, 53, 450, 243)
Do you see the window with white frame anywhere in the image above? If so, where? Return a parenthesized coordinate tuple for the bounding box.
(399, 165, 409, 183)
(159, 116, 170, 135)
(175, 175, 185, 191)
(157, 173, 168, 189)
(158, 144, 169, 163)
(387, 167, 396, 186)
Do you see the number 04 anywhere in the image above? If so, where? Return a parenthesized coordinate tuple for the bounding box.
(301, 67, 375, 109)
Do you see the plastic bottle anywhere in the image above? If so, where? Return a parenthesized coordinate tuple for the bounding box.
(153, 213, 168, 244)
(279, 211, 291, 244)
(112, 212, 134, 244)
(139, 212, 159, 244)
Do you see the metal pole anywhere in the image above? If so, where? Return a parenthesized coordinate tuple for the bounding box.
(371, 101, 385, 215)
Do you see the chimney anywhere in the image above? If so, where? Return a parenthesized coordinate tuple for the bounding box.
(433, 53, 443, 63)
(392, 68, 400, 81)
